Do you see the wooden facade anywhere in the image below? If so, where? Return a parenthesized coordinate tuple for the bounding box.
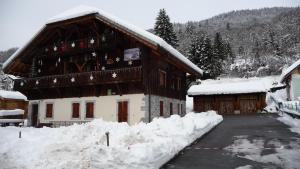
(193, 93, 266, 115)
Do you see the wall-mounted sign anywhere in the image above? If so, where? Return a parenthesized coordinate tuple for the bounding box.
(124, 48, 140, 61)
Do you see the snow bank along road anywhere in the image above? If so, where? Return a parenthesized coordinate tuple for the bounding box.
(162, 114, 300, 169)
(0, 111, 222, 169)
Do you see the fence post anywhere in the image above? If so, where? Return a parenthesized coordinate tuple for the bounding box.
(19, 131, 21, 138)
(105, 132, 109, 147)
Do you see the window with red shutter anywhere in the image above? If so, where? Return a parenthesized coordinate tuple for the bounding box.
(86, 102, 94, 118)
(72, 103, 80, 118)
(46, 103, 53, 118)
(170, 103, 173, 115)
(159, 70, 167, 88)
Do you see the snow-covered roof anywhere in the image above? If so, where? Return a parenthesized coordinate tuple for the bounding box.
(3, 5, 203, 76)
(0, 90, 27, 100)
(280, 59, 300, 83)
(188, 77, 277, 96)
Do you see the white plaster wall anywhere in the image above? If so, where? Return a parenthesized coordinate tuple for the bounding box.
(28, 94, 146, 125)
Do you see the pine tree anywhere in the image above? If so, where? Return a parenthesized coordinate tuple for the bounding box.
(211, 32, 225, 78)
(154, 9, 178, 47)
(224, 42, 235, 63)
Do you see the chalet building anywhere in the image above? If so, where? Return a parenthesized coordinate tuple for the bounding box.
(188, 78, 268, 115)
(280, 59, 300, 101)
(3, 6, 202, 127)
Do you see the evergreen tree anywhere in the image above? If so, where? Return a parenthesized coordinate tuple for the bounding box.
(154, 9, 178, 47)
(224, 42, 235, 63)
(211, 32, 225, 78)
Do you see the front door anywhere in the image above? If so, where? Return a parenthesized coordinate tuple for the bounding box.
(118, 101, 128, 122)
(31, 104, 39, 127)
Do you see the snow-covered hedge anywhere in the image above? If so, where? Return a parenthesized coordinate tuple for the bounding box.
(0, 111, 222, 169)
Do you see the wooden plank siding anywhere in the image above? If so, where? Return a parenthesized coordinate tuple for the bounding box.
(193, 93, 266, 115)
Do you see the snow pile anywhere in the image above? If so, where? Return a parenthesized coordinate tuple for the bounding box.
(0, 112, 222, 169)
(0, 90, 27, 100)
(278, 113, 300, 135)
(265, 88, 287, 113)
(0, 109, 24, 116)
(188, 76, 278, 96)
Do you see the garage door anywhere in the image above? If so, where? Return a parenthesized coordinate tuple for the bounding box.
(217, 96, 235, 115)
(240, 98, 257, 114)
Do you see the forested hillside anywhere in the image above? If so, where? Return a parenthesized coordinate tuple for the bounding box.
(174, 7, 300, 77)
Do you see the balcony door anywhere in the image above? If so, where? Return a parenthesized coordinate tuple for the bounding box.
(31, 104, 39, 127)
(118, 101, 128, 123)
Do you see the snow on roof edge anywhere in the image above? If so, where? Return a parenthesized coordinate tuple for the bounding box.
(4, 5, 202, 76)
(280, 58, 300, 83)
(0, 90, 27, 101)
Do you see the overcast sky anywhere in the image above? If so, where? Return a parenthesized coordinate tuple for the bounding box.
(0, 0, 299, 51)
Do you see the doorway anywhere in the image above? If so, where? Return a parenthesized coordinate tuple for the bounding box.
(31, 104, 39, 127)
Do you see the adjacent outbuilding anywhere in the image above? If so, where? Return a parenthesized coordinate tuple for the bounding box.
(0, 90, 28, 126)
(280, 59, 300, 101)
(188, 78, 271, 115)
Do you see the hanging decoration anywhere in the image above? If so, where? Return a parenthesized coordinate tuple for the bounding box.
(45, 48, 49, 52)
(55, 62, 58, 67)
(104, 53, 108, 60)
(58, 57, 61, 63)
(71, 77, 75, 82)
(90, 38, 95, 44)
(53, 78, 57, 84)
(36, 80, 39, 85)
(101, 66, 105, 70)
(71, 42, 75, 48)
(101, 35, 106, 42)
(128, 60, 133, 66)
(90, 75, 94, 80)
(92, 52, 96, 57)
(106, 58, 114, 65)
(20, 82, 24, 86)
(38, 69, 41, 73)
(112, 72, 117, 78)
(53, 46, 57, 51)
(116, 57, 120, 62)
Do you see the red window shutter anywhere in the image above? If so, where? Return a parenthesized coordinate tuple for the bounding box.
(46, 104, 53, 118)
(170, 103, 173, 115)
(72, 103, 80, 118)
(86, 102, 94, 118)
(79, 41, 85, 49)
(160, 101, 164, 116)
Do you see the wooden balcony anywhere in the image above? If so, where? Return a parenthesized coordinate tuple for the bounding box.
(14, 66, 142, 90)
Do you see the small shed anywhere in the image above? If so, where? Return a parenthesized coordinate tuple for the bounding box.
(188, 78, 270, 115)
(0, 90, 28, 125)
(280, 59, 300, 100)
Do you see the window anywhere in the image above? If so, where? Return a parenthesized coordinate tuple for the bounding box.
(177, 78, 181, 90)
(181, 104, 183, 115)
(160, 101, 164, 116)
(159, 70, 167, 88)
(86, 102, 94, 118)
(46, 103, 53, 118)
(170, 103, 173, 115)
(72, 103, 80, 118)
(171, 78, 175, 90)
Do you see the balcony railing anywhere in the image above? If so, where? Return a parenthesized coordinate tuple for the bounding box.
(14, 66, 142, 90)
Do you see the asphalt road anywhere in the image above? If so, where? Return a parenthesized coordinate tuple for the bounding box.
(161, 114, 300, 169)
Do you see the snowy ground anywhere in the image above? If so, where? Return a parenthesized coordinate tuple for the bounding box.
(278, 113, 300, 135)
(225, 135, 300, 169)
(0, 111, 222, 169)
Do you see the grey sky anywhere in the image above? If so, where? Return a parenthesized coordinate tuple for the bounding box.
(0, 0, 299, 50)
